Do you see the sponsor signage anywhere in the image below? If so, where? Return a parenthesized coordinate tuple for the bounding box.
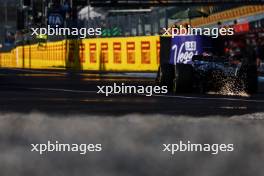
(101, 43, 108, 63)
(157, 41, 160, 64)
(141, 41, 151, 64)
(126, 42, 135, 64)
(169, 35, 211, 64)
(89, 43, 97, 63)
(113, 42, 122, 64)
(48, 13, 64, 27)
(234, 23, 250, 33)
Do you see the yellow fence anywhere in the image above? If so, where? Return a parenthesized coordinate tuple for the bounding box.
(0, 36, 160, 72)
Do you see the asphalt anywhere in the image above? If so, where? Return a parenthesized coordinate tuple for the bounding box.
(0, 68, 264, 117)
(1, 68, 264, 176)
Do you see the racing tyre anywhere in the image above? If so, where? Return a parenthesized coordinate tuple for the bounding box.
(240, 65, 258, 94)
(173, 64, 193, 93)
(158, 64, 174, 92)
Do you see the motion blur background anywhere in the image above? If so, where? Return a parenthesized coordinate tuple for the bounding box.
(1, 0, 264, 70)
(0, 1, 264, 176)
(0, 1, 264, 44)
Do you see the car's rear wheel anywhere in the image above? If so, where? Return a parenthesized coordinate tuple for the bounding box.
(238, 65, 258, 94)
(157, 64, 194, 93)
(173, 64, 193, 93)
(158, 64, 174, 92)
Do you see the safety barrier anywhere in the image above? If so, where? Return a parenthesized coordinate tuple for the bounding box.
(0, 36, 160, 72)
(190, 5, 264, 27)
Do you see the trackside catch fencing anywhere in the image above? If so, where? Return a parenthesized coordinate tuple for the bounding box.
(0, 36, 160, 72)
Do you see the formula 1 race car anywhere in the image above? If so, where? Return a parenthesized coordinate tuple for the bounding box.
(156, 35, 258, 94)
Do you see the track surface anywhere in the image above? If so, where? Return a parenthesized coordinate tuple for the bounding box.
(1, 68, 264, 176)
(0, 68, 263, 116)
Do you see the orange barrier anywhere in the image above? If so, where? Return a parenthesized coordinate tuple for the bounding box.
(189, 5, 264, 27)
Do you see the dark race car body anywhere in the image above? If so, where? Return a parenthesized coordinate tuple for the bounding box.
(157, 35, 258, 94)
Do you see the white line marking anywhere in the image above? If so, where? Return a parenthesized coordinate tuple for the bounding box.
(6, 68, 65, 75)
(152, 94, 264, 103)
(27, 87, 95, 93)
(25, 87, 264, 103)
